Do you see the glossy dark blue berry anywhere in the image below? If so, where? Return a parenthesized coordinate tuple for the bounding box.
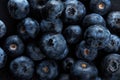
(84, 25, 111, 49)
(76, 41, 98, 61)
(63, 57, 74, 72)
(63, 25, 82, 44)
(90, 0, 111, 15)
(104, 34, 120, 52)
(5, 35, 24, 57)
(40, 33, 69, 60)
(44, 0, 64, 19)
(27, 43, 46, 61)
(18, 17, 40, 39)
(10, 56, 34, 79)
(0, 20, 7, 38)
(82, 13, 106, 28)
(40, 18, 63, 33)
(102, 54, 120, 79)
(107, 11, 120, 35)
(64, 0, 86, 24)
(36, 60, 58, 80)
(70, 60, 98, 80)
(0, 48, 7, 69)
(8, 0, 30, 19)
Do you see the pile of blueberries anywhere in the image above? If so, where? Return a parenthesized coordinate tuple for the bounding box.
(0, 0, 120, 80)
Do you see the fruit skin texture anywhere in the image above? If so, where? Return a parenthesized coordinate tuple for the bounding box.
(5, 35, 24, 57)
(0, 47, 7, 69)
(107, 11, 120, 35)
(84, 25, 110, 49)
(40, 33, 68, 60)
(8, 0, 30, 19)
(90, 0, 111, 15)
(63, 25, 82, 44)
(36, 60, 58, 80)
(58, 74, 70, 80)
(64, 0, 86, 24)
(44, 0, 64, 19)
(27, 43, 46, 61)
(76, 41, 98, 61)
(102, 54, 120, 79)
(70, 60, 98, 80)
(104, 34, 120, 52)
(40, 18, 63, 33)
(10, 56, 34, 79)
(0, 20, 7, 38)
(18, 17, 40, 39)
(82, 13, 106, 28)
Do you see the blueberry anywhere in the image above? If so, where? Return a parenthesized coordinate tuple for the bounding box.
(63, 25, 82, 44)
(58, 73, 70, 80)
(107, 11, 120, 35)
(36, 60, 58, 80)
(70, 60, 98, 80)
(10, 56, 34, 79)
(104, 34, 120, 52)
(44, 0, 64, 19)
(40, 33, 69, 60)
(63, 57, 74, 72)
(27, 43, 46, 61)
(18, 17, 40, 39)
(40, 18, 63, 33)
(84, 25, 111, 49)
(0, 20, 7, 38)
(8, 0, 30, 19)
(64, 0, 86, 24)
(76, 41, 98, 61)
(5, 35, 24, 57)
(102, 54, 120, 79)
(82, 13, 106, 28)
(0, 47, 7, 69)
(90, 0, 111, 15)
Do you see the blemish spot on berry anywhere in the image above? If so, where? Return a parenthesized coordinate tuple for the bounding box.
(10, 44, 17, 51)
(98, 3, 105, 10)
(42, 66, 49, 73)
(84, 49, 90, 55)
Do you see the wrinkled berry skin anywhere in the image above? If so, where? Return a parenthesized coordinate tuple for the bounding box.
(5, 35, 24, 57)
(107, 11, 120, 35)
(70, 60, 98, 80)
(82, 13, 106, 28)
(63, 25, 82, 44)
(0, 20, 7, 38)
(90, 0, 111, 15)
(10, 56, 34, 79)
(40, 18, 63, 33)
(44, 0, 64, 19)
(102, 54, 120, 79)
(0, 48, 7, 69)
(76, 41, 98, 61)
(8, 0, 30, 19)
(36, 60, 58, 80)
(27, 43, 46, 61)
(18, 17, 40, 39)
(64, 0, 86, 24)
(104, 34, 120, 52)
(40, 33, 68, 60)
(84, 25, 110, 49)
